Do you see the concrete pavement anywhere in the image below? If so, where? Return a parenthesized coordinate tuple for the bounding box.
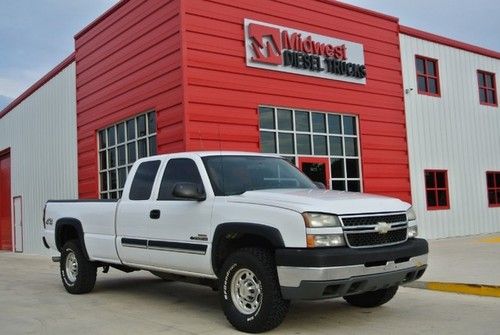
(0, 252, 499, 335)
(420, 233, 500, 286)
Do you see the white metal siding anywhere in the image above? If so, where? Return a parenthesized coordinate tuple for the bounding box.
(0, 63, 77, 254)
(400, 34, 500, 239)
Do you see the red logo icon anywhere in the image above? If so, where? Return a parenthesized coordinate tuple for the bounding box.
(248, 23, 282, 65)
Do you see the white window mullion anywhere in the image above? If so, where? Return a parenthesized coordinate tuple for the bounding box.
(97, 111, 157, 199)
(259, 106, 362, 193)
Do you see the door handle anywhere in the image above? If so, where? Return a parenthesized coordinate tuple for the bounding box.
(150, 209, 161, 219)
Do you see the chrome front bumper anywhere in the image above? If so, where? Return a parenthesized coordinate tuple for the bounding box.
(277, 254, 428, 300)
(277, 254, 428, 288)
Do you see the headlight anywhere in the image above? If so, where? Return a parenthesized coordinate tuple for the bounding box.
(407, 225, 418, 238)
(406, 207, 416, 221)
(307, 234, 346, 248)
(302, 213, 341, 228)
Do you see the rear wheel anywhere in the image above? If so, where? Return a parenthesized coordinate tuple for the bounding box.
(343, 286, 399, 308)
(60, 240, 97, 294)
(219, 247, 289, 333)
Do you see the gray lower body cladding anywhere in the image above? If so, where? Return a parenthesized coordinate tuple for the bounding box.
(276, 238, 428, 300)
(280, 265, 426, 300)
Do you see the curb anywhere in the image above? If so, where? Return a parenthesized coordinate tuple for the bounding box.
(404, 281, 500, 298)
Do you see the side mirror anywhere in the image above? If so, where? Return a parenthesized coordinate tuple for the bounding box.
(314, 181, 326, 189)
(172, 182, 206, 201)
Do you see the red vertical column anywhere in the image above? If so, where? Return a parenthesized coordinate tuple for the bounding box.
(0, 151, 12, 250)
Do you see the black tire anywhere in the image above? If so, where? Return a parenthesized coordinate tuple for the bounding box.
(343, 286, 399, 308)
(150, 271, 174, 282)
(219, 247, 290, 333)
(60, 240, 97, 294)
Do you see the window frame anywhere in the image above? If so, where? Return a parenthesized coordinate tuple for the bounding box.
(477, 70, 498, 107)
(424, 169, 450, 210)
(415, 55, 441, 97)
(486, 171, 500, 207)
(157, 158, 204, 201)
(258, 106, 363, 192)
(97, 111, 157, 199)
(129, 160, 161, 201)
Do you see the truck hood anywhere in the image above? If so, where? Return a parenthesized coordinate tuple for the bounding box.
(226, 189, 410, 215)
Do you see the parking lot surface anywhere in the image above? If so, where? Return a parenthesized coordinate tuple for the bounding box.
(422, 234, 500, 285)
(0, 252, 498, 335)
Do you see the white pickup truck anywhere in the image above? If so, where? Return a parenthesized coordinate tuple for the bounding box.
(43, 151, 428, 333)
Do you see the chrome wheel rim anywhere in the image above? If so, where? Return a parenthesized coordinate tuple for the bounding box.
(65, 251, 78, 282)
(230, 268, 262, 315)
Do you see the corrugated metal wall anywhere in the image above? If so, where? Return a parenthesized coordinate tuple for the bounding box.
(400, 34, 500, 239)
(75, 0, 184, 199)
(0, 63, 78, 254)
(183, 0, 412, 202)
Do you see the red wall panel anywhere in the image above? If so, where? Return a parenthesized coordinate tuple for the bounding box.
(75, 0, 184, 198)
(75, 0, 411, 202)
(182, 0, 411, 201)
(0, 151, 12, 251)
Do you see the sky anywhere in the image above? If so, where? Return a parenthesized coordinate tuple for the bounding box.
(0, 0, 117, 108)
(1, 1, 499, 110)
(339, 0, 500, 51)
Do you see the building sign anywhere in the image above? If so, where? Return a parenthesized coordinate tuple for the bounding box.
(244, 19, 366, 84)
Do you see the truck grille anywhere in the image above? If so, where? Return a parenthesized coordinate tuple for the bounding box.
(345, 228, 408, 248)
(342, 214, 407, 227)
(341, 213, 408, 248)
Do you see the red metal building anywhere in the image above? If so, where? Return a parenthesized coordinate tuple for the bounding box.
(75, 0, 409, 202)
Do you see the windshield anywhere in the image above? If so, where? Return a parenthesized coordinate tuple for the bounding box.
(202, 155, 317, 196)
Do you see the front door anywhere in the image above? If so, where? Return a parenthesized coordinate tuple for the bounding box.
(298, 157, 330, 189)
(148, 157, 213, 275)
(0, 151, 12, 251)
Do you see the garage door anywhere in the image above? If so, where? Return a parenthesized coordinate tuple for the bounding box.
(0, 151, 12, 251)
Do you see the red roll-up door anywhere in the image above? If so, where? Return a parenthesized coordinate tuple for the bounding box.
(0, 151, 12, 251)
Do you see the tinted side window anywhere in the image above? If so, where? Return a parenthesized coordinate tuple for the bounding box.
(129, 160, 161, 200)
(158, 158, 203, 200)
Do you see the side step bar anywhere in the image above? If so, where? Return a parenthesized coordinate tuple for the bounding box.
(52, 256, 61, 262)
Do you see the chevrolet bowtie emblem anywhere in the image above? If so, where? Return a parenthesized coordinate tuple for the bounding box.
(375, 221, 390, 234)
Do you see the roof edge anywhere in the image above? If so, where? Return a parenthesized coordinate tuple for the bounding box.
(400, 25, 500, 60)
(0, 52, 76, 119)
(74, 0, 130, 40)
(324, 0, 399, 23)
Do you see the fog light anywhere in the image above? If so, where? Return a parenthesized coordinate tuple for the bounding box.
(407, 225, 418, 238)
(307, 234, 346, 248)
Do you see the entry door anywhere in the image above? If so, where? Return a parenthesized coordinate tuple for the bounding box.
(148, 157, 214, 275)
(13, 196, 22, 252)
(298, 157, 330, 189)
(0, 152, 12, 251)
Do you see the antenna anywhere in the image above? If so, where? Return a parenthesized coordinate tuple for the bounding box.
(218, 125, 222, 152)
(198, 131, 204, 150)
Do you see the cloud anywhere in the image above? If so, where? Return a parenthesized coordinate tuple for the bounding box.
(0, 0, 118, 99)
(339, 0, 500, 51)
(0, 69, 45, 98)
(0, 95, 13, 110)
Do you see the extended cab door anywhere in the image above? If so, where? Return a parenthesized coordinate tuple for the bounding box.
(147, 156, 214, 275)
(115, 159, 162, 266)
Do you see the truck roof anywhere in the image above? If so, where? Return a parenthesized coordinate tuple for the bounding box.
(135, 151, 281, 163)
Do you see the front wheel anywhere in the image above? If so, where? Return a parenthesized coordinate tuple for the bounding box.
(343, 286, 399, 308)
(219, 247, 290, 333)
(60, 240, 97, 294)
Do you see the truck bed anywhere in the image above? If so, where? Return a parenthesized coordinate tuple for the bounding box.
(44, 199, 120, 264)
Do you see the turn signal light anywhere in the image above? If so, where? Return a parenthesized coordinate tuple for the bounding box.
(307, 234, 346, 248)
